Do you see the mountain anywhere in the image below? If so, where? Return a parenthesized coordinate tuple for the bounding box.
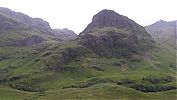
(0, 7, 76, 46)
(0, 8, 176, 100)
(0, 7, 52, 34)
(145, 20, 176, 49)
(78, 9, 154, 57)
(0, 7, 52, 33)
(81, 9, 147, 34)
(53, 28, 77, 41)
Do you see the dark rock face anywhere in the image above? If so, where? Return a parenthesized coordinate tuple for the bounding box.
(78, 9, 154, 57)
(79, 33, 134, 57)
(52, 28, 77, 41)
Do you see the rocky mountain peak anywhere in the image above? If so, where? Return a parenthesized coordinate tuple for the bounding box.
(81, 9, 144, 34)
(91, 9, 122, 27)
(78, 9, 154, 57)
(92, 9, 119, 25)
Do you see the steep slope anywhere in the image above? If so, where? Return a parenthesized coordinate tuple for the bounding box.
(0, 7, 54, 47)
(0, 7, 52, 34)
(0, 7, 77, 44)
(0, 13, 27, 31)
(145, 20, 176, 49)
(78, 9, 154, 57)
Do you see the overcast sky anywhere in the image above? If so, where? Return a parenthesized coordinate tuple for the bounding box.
(0, 0, 176, 34)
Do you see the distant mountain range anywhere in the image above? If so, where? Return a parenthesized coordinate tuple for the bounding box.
(145, 20, 176, 49)
(53, 28, 77, 41)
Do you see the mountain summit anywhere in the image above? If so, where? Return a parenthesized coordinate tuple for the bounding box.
(78, 9, 154, 57)
(81, 9, 146, 34)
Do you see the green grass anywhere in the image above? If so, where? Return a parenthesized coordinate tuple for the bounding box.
(34, 83, 177, 100)
(0, 85, 35, 100)
(0, 36, 176, 99)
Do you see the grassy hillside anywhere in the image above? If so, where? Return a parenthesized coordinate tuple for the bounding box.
(0, 85, 35, 100)
(36, 83, 177, 100)
(0, 41, 176, 99)
(0, 8, 176, 100)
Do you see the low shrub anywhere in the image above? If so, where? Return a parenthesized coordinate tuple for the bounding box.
(130, 84, 176, 92)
